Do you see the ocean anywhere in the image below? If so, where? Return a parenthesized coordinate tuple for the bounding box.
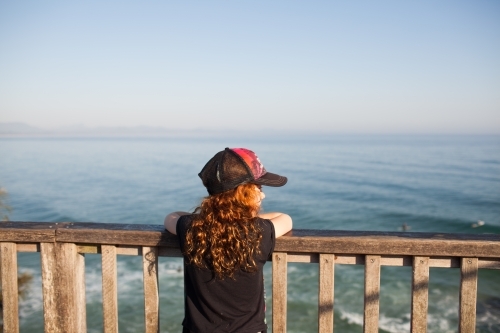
(0, 134, 499, 332)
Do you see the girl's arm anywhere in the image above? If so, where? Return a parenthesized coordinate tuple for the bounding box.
(258, 212, 293, 237)
(164, 211, 190, 235)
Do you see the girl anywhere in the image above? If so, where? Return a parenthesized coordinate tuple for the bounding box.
(165, 147, 292, 333)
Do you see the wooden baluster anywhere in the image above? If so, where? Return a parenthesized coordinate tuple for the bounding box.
(318, 253, 335, 333)
(75, 244, 86, 333)
(143, 246, 159, 333)
(411, 256, 429, 333)
(102, 245, 119, 333)
(40, 242, 86, 333)
(459, 257, 478, 333)
(1, 242, 19, 333)
(363, 255, 380, 333)
(41, 242, 57, 333)
(273, 252, 287, 333)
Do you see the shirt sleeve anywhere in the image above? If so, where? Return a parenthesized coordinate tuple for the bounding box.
(260, 218, 276, 261)
(176, 215, 192, 252)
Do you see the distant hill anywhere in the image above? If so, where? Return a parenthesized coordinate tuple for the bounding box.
(0, 122, 179, 137)
(0, 122, 231, 138)
(0, 122, 46, 135)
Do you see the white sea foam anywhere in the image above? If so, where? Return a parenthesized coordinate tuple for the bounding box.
(339, 309, 364, 327)
(338, 309, 411, 333)
(378, 313, 410, 332)
(342, 312, 454, 333)
(426, 313, 455, 333)
(18, 268, 43, 321)
(337, 307, 461, 333)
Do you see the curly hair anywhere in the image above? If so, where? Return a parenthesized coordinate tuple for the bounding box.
(184, 183, 263, 280)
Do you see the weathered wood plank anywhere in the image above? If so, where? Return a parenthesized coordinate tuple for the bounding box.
(429, 257, 460, 268)
(1, 242, 19, 333)
(40, 242, 86, 333)
(102, 245, 119, 333)
(364, 255, 380, 333)
(58, 229, 178, 247)
(411, 256, 429, 333)
(0, 222, 56, 243)
(287, 229, 500, 241)
(117, 245, 141, 256)
(478, 258, 500, 270)
(143, 246, 159, 333)
(78, 244, 100, 254)
(75, 244, 182, 257)
(381, 255, 412, 266)
(285, 254, 500, 270)
(273, 252, 287, 333)
(276, 236, 500, 258)
(55, 223, 179, 247)
(459, 257, 478, 333)
(16, 243, 40, 252)
(275, 229, 500, 258)
(336, 254, 363, 265)
(318, 253, 335, 333)
(0, 222, 60, 230)
(286, 252, 319, 263)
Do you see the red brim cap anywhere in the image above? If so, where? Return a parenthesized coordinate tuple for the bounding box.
(253, 172, 287, 187)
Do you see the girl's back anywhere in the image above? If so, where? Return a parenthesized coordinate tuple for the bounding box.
(177, 214, 275, 333)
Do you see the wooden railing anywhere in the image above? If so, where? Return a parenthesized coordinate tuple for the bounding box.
(1, 222, 499, 333)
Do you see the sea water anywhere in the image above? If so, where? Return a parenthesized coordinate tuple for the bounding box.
(0, 134, 499, 333)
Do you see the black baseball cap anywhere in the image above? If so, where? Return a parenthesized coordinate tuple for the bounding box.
(198, 148, 287, 195)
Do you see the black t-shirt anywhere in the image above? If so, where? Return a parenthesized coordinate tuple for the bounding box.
(176, 215, 276, 333)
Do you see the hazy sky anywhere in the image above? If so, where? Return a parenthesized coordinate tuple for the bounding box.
(0, 1, 499, 134)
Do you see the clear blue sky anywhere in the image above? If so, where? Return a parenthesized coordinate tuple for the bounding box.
(0, 1, 499, 134)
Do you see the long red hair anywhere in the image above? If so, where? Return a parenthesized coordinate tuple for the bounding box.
(184, 183, 263, 279)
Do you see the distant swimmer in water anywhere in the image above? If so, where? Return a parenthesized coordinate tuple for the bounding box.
(472, 220, 485, 228)
(399, 223, 411, 231)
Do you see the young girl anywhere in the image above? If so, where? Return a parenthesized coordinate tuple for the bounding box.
(165, 147, 292, 333)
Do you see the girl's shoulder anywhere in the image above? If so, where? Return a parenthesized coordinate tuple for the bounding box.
(255, 216, 271, 225)
(254, 217, 276, 259)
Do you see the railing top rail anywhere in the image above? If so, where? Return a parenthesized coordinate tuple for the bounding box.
(1, 221, 499, 258)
